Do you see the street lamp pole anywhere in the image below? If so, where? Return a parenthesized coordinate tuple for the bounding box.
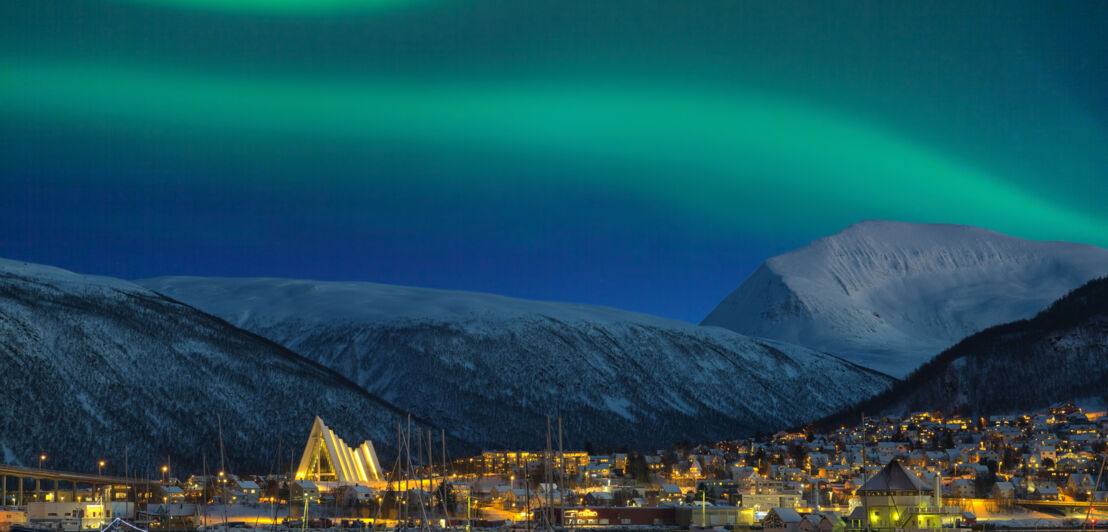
(162, 466, 168, 483)
(39, 455, 46, 471)
(98, 460, 105, 476)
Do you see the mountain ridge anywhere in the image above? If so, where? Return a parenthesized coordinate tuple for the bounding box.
(139, 275, 895, 450)
(0, 258, 450, 474)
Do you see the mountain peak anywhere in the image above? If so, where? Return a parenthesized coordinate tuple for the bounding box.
(703, 222, 1108, 377)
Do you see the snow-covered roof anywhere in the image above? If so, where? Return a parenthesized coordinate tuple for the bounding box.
(769, 508, 802, 523)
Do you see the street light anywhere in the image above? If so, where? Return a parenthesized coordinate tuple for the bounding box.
(98, 460, 105, 476)
(39, 454, 46, 471)
(162, 466, 169, 483)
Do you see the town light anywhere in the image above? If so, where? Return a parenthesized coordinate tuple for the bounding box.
(98, 460, 106, 476)
(39, 454, 46, 471)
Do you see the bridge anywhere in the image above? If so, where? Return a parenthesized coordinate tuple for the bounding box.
(0, 463, 150, 506)
(1012, 498, 1108, 516)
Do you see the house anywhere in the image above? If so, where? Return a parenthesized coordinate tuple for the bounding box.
(291, 480, 319, 503)
(504, 488, 531, 509)
(731, 466, 760, 488)
(798, 514, 821, 532)
(141, 503, 197, 529)
(161, 486, 186, 504)
(234, 480, 260, 504)
(584, 491, 614, 507)
(950, 479, 975, 499)
(613, 454, 629, 471)
(739, 492, 802, 511)
(991, 482, 1015, 500)
(1035, 485, 1060, 501)
(818, 511, 845, 532)
(660, 484, 684, 502)
(672, 459, 702, 483)
(1066, 473, 1096, 497)
(336, 485, 376, 505)
(763, 507, 803, 532)
(644, 455, 665, 473)
(583, 463, 611, 479)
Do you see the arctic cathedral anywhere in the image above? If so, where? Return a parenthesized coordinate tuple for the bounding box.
(295, 417, 384, 485)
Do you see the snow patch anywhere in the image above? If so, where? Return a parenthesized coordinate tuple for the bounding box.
(602, 395, 636, 421)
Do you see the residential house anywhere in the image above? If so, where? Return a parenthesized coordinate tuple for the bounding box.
(233, 480, 260, 504)
(763, 507, 803, 532)
(991, 482, 1015, 500)
(290, 480, 319, 504)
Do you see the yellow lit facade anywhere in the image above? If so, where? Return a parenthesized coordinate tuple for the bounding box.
(295, 417, 383, 484)
(478, 450, 589, 476)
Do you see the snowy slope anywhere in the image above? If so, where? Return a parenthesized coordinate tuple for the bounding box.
(0, 258, 426, 474)
(819, 276, 1108, 424)
(139, 277, 894, 450)
(701, 221, 1108, 377)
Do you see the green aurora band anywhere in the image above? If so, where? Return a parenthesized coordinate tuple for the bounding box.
(118, 0, 427, 15)
(3, 56, 1107, 247)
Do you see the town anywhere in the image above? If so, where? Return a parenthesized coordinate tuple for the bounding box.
(2, 404, 1106, 532)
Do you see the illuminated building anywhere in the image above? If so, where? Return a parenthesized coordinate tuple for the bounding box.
(295, 416, 383, 484)
(846, 459, 959, 531)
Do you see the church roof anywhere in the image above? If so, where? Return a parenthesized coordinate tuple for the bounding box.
(295, 416, 383, 484)
(857, 459, 929, 492)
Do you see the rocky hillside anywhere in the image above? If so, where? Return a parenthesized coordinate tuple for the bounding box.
(0, 258, 430, 475)
(818, 276, 1108, 426)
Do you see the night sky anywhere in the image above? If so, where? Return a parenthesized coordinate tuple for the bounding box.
(2, 1, 1107, 322)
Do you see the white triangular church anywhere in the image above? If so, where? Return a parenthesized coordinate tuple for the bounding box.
(295, 416, 383, 484)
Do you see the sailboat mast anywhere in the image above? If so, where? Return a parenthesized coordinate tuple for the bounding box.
(397, 422, 405, 525)
(546, 415, 554, 531)
(428, 429, 434, 494)
(861, 412, 869, 532)
(557, 417, 565, 532)
(417, 427, 424, 491)
(218, 415, 229, 532)
(441, 429, 452, 530)
(426, 428, 434, 521)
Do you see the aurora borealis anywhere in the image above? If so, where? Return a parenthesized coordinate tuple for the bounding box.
(3, 1, 1107, 321)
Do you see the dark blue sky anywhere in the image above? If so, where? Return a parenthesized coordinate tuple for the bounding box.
(2, 1, 1107, 322)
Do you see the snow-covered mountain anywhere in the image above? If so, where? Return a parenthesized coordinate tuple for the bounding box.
(139, 277, 894, 450)
(819, 276, 1108, 424)
(0, 258, 425, 474)
(701, 221, 1108, 377)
